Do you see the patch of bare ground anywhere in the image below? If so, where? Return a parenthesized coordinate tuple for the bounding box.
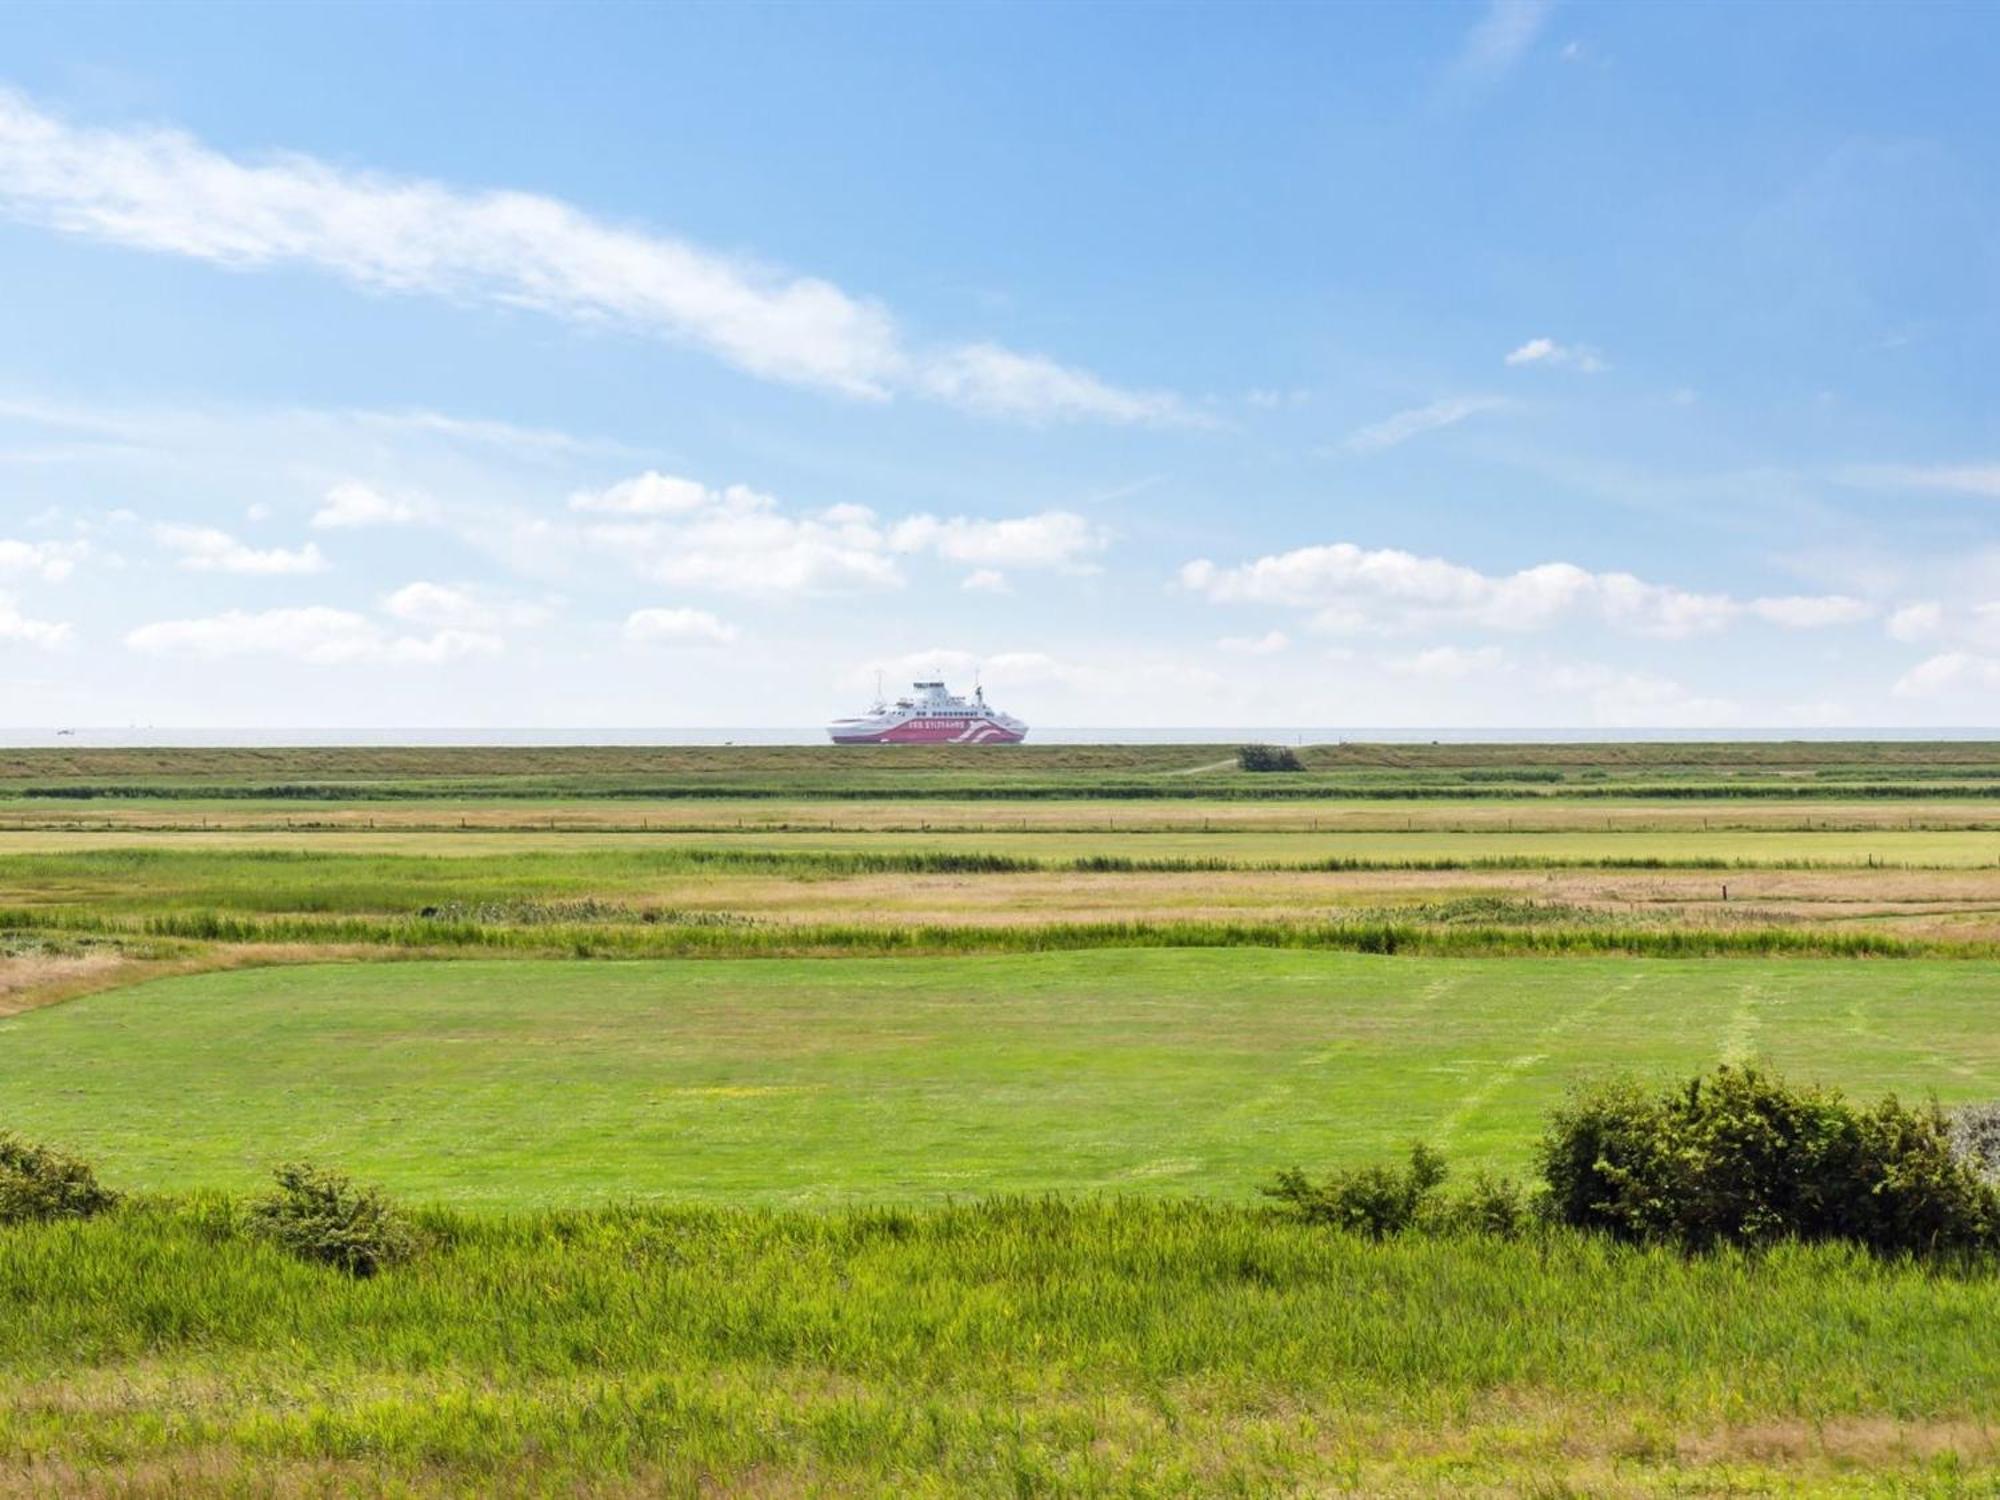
(0, 943, 456, 1020)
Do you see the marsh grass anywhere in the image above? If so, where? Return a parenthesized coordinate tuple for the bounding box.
(0, 906, 1946, 958)
(5, 1195, 2000, 1494)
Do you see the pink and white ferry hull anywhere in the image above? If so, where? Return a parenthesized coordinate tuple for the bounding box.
(829, 717, 1026, 745)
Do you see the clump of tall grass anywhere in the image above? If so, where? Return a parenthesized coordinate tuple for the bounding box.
(1264, 1143, 1526, 1239)
(246, 1162, 420, 1277)
(0, 1132, 119, 1225)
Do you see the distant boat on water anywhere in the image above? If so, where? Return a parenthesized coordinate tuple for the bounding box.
(827, 679, 1027, 745)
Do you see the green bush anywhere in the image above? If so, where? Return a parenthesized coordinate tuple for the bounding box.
(246, 1162, 420, 1276)
(1265, 1145, 1532, 1239)
(1237, 743, 1303, 772)
(1538, 1066, 1998, 1255)
(1264, 1142, 1450, 1238)
(1427, 1169, 1530, 1237)
(0, 1132, 119, 1225)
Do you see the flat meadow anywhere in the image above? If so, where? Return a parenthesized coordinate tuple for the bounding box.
(6, 742, 2000, 1494)
(7, 951, 2000, 1205)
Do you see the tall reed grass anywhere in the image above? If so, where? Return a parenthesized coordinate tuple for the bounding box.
(4, 1195, 1999, 1494)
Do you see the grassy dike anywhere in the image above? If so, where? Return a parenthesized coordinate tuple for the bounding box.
(7, 1196, 2000, 1496)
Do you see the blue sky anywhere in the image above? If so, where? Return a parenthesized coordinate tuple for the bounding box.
(1, 0, 1996, 728)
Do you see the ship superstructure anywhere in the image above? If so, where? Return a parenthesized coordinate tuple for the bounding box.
(826, 679, 1027, 744)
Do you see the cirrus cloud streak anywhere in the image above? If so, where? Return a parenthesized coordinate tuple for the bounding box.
(0, 89, 1192, 425)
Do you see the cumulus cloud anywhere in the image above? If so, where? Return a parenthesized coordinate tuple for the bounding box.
(312, 481, 435, 528)
(961, 569, 1010, 594)
(0, 594, 70, 647)
(623, 606, 739, 646)
(153, 524, 327, 575)
(575, 485, 901, 596)
(0, 537, 85, 581)
(0, 89, 1185, 424)
(1894, 651, 2000, 699)
(567, 471, 715, 517)
(889, 510, 1106, 571)
(1218, 630, 1290, 655)
(564, 471, 1107, 597)
(1746, 595, 1875, 628)
(125, 606, 498, 664)
(1179, 542, 1871, 639)
(1887, 602, 1944, 642)
(382, 580, 550, 631)
(1504, 337, 1606, 372)
(1344, 395, 1505, 453)
(1539, 662, 1741, 728)
(1391, 644, 1507, 679)
(855, 646, 1222, 705)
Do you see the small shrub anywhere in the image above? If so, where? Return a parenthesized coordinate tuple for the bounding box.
(1237, 743, 1303, 773)
(1429, 1170, 1530, 1238)
(1950, 1102, 2000, 1182)
(247, 1162, 419, 1276)
(0, 1132, 119, 1225)
(1538, 1066, 1998, 1255)
(1264, 1142, 1449, 1238)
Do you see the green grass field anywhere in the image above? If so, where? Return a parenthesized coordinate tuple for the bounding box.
(7, 951, 1998, 1206)
(10, 743, 2000, 1493)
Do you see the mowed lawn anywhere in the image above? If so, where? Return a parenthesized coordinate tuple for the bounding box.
(5, 950, 1999, 1207)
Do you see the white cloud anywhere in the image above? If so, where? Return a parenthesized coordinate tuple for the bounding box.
(919, 344, 1198, 427)
(1540, 662, 1740, 728)
(579, 486, 901, 597)
(1840, 464, 2000, 499)
(961, 569, 1011, 594)
(1746, 595, 1875, 628)
(125, 606, 498, 664)
(383, 580, 550, 631)
(312, 481, 435, 529)
(1894, 651, 2000, 699)
(0, 594, 70, 647)
(1219, 630, 1290, 655)
(153, 524, 327, 575)
(1887, 601, 1944, 642)
(1180, 542, 1871, 640)
(623, 607, 739, 646)
(0, 89, 1183, 423)
(888, 511, 1106, 570)
(1344, 395, 1505, 453)
(854, 646, 1223, 707)
(1391, 644, 1506, 679)
(564, 471, 1107, 597)
(1455, 0, 1555, 78)
(0, 537, 86, 581)
(567, 471, 716, 517)
(1504, 337, 1606, 373)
